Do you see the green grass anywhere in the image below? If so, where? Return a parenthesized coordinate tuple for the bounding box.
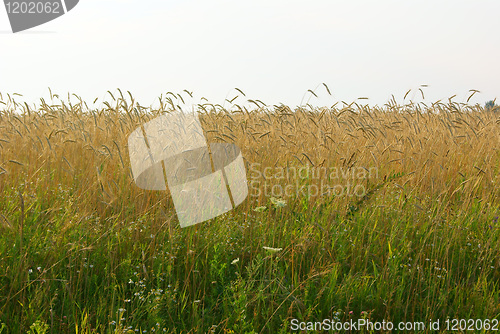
(1, 182, 499, 333)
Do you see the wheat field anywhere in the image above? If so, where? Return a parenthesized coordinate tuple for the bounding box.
(0, 90, 499, 333)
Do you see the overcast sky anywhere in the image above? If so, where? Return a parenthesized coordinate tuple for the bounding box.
(0, 0, 499, 109)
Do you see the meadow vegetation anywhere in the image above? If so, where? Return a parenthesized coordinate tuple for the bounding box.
(0, 89, 499, 333)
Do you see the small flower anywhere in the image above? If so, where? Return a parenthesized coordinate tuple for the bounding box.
(231, 258, 240, 265)
(253, 206, 267, 212)
(270, 197, 286, 208)
(263, 246, 282, 253)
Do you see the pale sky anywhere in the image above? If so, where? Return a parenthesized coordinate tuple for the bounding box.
(1, 0, 499, 109)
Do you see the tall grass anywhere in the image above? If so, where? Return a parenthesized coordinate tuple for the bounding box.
(0, 90, 499, 333)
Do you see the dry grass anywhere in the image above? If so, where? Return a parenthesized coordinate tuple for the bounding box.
(1, 92, 498, 218)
